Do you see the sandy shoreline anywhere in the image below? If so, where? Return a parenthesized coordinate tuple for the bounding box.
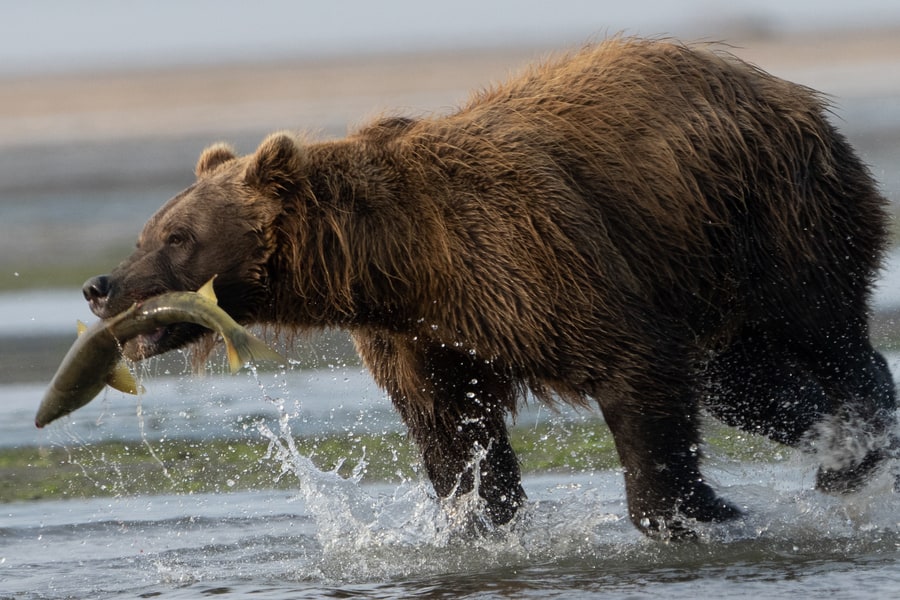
(2, 27, 899, 149)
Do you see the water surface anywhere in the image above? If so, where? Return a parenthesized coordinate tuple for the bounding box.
(4, 455, 900, 598)
(3, 367, 900, 599)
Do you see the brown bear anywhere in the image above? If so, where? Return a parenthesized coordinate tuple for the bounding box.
(83, 37, 896, 537)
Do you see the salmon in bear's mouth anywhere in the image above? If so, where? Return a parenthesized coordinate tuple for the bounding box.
(121, 322, 209, 361)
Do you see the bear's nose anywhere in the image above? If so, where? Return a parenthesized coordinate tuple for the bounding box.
(82, 275, 111, 314)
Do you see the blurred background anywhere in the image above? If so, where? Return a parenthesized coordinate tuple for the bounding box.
(1, 0, 899, 385)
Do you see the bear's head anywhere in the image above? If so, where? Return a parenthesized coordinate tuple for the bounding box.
(82, 132, 307, 361)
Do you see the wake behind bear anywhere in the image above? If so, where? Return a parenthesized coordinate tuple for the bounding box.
(82, 37, 896, 538)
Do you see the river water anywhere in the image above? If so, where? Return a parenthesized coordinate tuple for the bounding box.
(3, 363, 900, 599)
(4, 467, 900, 599)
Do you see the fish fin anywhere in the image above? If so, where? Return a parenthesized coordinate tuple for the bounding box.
(107, 361, 143, 395)
(225, 331, 286, 374)
(76, 320, 87, 336)
(197, 276, 218, 303)
(224, 338, 244, 374)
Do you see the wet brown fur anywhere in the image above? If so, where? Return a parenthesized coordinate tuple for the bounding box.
(90, 37, 895, 536)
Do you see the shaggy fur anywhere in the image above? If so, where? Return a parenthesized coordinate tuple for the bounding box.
(84, 38, 896, 537)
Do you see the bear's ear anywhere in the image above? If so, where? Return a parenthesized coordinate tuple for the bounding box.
(246, 131, 307, 196)
(195, 142, 237, 177)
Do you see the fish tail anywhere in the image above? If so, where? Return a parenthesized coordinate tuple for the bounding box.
(223, 330, 286, 374)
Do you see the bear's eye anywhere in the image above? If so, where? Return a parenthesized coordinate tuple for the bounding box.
(166, 232, 186, 247)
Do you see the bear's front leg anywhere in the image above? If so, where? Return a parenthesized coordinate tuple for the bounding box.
(354, 331, 525, 526)
(409, 343, 526, 526)
(415, 401, 526, 526)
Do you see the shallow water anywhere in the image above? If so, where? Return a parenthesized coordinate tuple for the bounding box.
(5, 367, 900, 599)
(4, 463, 900, 599)
(1, 367, 399, 450)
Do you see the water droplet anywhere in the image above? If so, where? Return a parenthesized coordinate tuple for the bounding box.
(466, 392, 476, 398)
(469, 378, 479, 385)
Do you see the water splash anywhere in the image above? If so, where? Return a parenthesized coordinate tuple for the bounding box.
(253, 391, 449, 581)
(19, 405, 900, 597)
(236, 367, 900, 584)
(247, 372, 632, 582)
(134, 384, 177, 486)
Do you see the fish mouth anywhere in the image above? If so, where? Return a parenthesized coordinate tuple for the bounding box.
(122, 323, 209, 361)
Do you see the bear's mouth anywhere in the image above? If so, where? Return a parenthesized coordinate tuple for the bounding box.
(142, 327, 167, 346)
(122, 323, 209, 362)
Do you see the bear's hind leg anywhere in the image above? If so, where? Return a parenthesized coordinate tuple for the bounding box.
(704, 327, 897, 493)
(598, 346, 742, 537)
(701, 336, 830, 446)
(811, 342, 897, 493)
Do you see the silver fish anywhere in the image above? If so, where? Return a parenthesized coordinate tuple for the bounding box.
(36, 277, 284, 427)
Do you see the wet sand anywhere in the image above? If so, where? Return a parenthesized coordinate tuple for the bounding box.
(2, 27, 899, 150)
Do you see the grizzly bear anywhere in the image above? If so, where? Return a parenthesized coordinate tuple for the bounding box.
(83, 37, 896, 537)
